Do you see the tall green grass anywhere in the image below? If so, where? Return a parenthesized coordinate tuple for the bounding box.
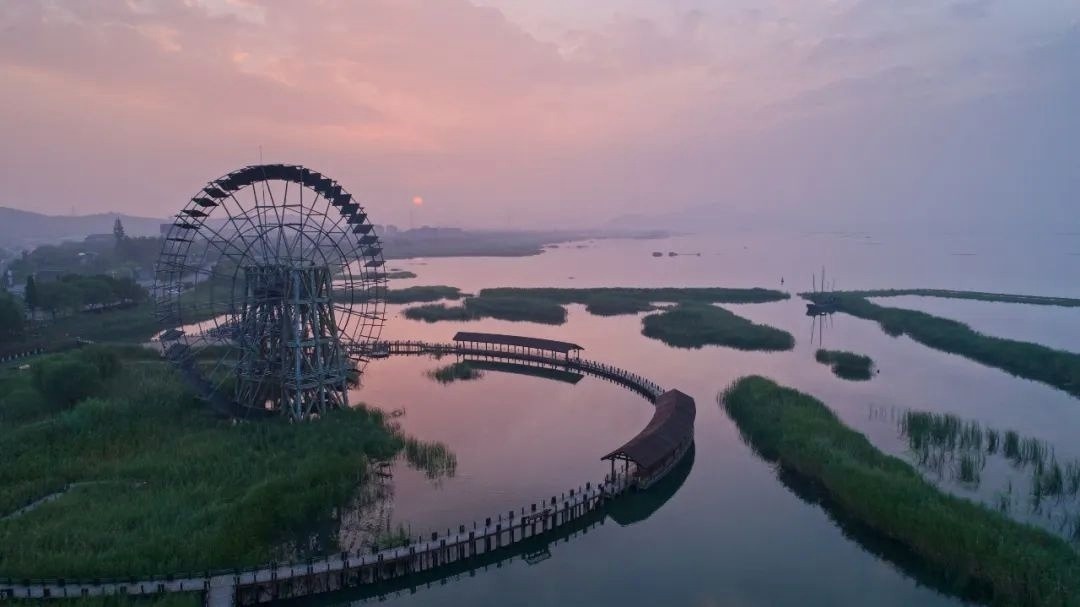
(477, 287, 789, 313)
(814, 349, 874, 381)
(385, 286, 463, 304)
(721, 376, 1080, 605)
(0, 347, 432, 579)
(641, 304, 794, 351)
(402, 296, 567, 325)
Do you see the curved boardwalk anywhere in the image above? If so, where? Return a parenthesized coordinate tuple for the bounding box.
(2, 335, 690, 606)
(1, 481, 621, 606)
(363, 340, 665, 401)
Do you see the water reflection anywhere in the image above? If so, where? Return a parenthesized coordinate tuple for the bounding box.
(892, 409, 1080, 542)
(319, 234, 1080, 606)
(808, 311, 834, 347)
(775, 467, 993, 605)
(285, 444, 695, 606)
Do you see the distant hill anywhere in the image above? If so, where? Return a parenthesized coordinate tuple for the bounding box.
(0, 207, 166, 250)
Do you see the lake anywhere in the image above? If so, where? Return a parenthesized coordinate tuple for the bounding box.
(314, 230, 1079, 606)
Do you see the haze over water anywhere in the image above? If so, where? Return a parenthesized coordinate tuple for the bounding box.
(334, 230, 1080, 606)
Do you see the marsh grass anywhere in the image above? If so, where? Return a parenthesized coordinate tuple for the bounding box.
(814, 349, 874, 381)
(477, 287, 789, 315)
(462, 295, 566, 324)
(721, 376, 1080, 605)
(897, 409, 1080, 541)
(402, 295, 567, 325)
(403, 303, 477, 322)
(373, 523, 413, 550)
(828, 289, 1080, 308)
(401, 286, 788, 325)
(0, 347, 447, 579)
(385, 286, 463, 304)
(402, 437, 458, 480)
(641, 303, 794, 351)
(807, 293, 1080, 398)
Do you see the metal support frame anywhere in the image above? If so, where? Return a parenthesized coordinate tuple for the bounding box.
(235, 264, 349, 419)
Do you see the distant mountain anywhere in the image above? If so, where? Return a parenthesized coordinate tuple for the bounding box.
(0, 207, 166, 250)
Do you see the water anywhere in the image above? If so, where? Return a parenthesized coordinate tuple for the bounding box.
(867, 295, 1080, 354)
(318, 231, 1077, 606)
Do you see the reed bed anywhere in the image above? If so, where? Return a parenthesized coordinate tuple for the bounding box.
(805, 293, 1080, 398)
(641, 303, 794, 351)
(814, 349, 874, 381)
(0, 347, 445, 579)
(721, 376, 1080, 606)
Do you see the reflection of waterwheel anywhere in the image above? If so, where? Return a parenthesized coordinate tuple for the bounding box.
(154, 164, 387, 420)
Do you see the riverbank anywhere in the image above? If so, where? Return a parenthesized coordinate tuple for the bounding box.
(721, 376, 1080, 606)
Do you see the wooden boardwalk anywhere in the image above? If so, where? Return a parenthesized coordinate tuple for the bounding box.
(359, 340, 665, 401)
(2, 335, 688, 606)
(0, 480, 625, 606)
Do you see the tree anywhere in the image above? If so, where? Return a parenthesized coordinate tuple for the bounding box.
(113, 217, 126, 243)
(37, 281, 83, 319)
(24, 275, 37, 312)
(0, 292, 24, 339)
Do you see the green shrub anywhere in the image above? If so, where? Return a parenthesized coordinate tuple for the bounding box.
(31, 356, 103, 407)
(74, 344, 122, 378)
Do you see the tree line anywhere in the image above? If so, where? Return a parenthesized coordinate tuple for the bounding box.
(24, 274, 148, 319)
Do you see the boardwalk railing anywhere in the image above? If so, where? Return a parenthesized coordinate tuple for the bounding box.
(356, 340, 665, 401)
(0, 478, 630, 606)
(1, 339, 678, 606)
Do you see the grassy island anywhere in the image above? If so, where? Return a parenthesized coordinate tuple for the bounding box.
(721, 376, 1080, 606)
(0, 346, 443, 579)
(402, 286, 789, 333)
(805, 292, 1080, 398)
(641, 304, 794, 351)
(386, 285, 463, 304)
(477, 287, 788, 316)
(828, 289, 1080, 308)
(815, 349, 874, 381)
(403, 296, 567, 325)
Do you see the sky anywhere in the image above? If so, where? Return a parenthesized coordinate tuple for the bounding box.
(1, 0, 1078, 231)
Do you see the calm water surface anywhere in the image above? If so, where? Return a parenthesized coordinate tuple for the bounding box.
(312, 231, 1078, 606)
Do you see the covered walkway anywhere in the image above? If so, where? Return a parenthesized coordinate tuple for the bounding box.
(602, 389, 696, 489)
